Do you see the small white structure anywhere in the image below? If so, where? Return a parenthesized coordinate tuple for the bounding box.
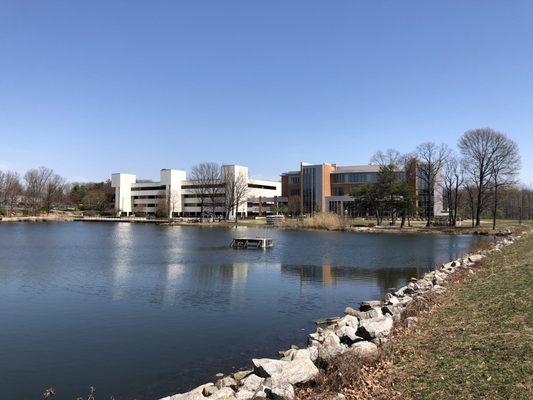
(111, 165, 281, 218)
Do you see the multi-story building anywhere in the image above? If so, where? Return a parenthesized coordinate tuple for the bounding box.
(111, 165, 281, 218)
(281, 162, 442, 217)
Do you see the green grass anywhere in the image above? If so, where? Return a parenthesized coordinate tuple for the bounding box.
(389, 231, 533, 399)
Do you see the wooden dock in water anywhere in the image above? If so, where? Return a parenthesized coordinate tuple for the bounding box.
(231, 237, 273, 249)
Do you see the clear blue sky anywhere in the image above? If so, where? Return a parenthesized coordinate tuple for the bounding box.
(0, 1, 532, 184)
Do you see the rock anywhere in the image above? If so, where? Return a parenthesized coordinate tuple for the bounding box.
(336, 314, 358, 329)
(241, 374, 264, 392)
(252, 359, 285, 378)
(349, 341, 379, 359)
(253, 356, 318, 386)
(307, 341, 319, 362)
(162, 394, 205, 400)
(397, 285, 415, 296)
(210, 387, 236, 400)
(360, 300, 382, 311)
(163, 383, 214, 400)
(468, 254, 484, 263)
(399, 295, 413, 305)
(318, 332, 346, 362)
(203, 385, 219, 396)
(384, 293, 400, 305)
(280, 355, 319, 385)
(346, 307, 383, 320)
(233, 369, 252, 381)
(406, 316, 418, 328)
(267, 377, 294, 400)
(235, 389, 255, 400)
(432, 284, 446, 293)
(288, 348, 311, 361)
(382, 304, 403, 317)
(357, 316, 394, 340)
(344, 306, 358, 316)
(335, 325, 361, 343)
(308, 331, 323, 343)
(216, 376, 238, 390)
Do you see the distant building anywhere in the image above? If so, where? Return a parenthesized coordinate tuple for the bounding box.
(280, 162, 442, 217)
(111, 165, 281, 218)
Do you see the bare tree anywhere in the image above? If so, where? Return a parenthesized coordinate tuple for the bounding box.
(3, 171, 22, 214)
(43, 173, 66, 214)
(416, 142, 450, 226)
(221, 169, 249, 223)
(489, 135, 520, 229)
(458, 128, 519, 227)
(441, 153, 463, 226)
(190, 162, 221, 222)
(233, 172, 249, 224)
(370, 149, 403, 168)
(24, 167, 54, 215)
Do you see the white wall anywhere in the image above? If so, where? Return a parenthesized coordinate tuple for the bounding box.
(111, 173, 136, 215)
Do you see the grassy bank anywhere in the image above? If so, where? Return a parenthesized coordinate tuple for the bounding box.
(298, 230, 532, 399)
(280, 213, 532, 235)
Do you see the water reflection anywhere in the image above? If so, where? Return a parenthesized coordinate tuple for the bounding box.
(0, 223, 486, 400)
(111, 223, 134, 300)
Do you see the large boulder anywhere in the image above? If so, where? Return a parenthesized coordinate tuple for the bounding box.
(252, 359, 285, 378)
(357, 316, 394, 340)
(335, 325, 360, 343)
(468, 254, 484, 263)
(317, 332, 346, 362)
(216, 376, 238, 390)
(360, 300, 382, 311)
(336, 314, 358, 329)
(280, 355, 319, 385)
(210, 387, 236, 400)
(233, 369, 252, 381)
(384, 293, 400, 305)
(267, 377, 294, 400)
(240, 374, 264, 392)
(252, 355, 318, 386)
(348, 341, 379, 359)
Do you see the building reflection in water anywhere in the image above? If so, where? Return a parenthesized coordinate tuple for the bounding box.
(281, 262, 421, 294)
(110, 223, 134, 300)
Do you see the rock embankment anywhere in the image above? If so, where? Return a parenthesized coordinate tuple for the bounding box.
(160, 236, 518, 400)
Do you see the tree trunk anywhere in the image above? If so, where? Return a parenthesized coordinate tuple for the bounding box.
(453, 188, 459, 226)
(492, 183, 498, 230)
(426, 189, 432, 227)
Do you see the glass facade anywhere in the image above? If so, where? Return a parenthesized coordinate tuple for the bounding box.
(302, 167, 317, 214)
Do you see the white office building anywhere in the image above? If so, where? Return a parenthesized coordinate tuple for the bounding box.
(111, 165, 281, 218)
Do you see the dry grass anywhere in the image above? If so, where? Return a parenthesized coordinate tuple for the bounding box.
(297, 232, 533, 400)
(282, 213, 347, 231)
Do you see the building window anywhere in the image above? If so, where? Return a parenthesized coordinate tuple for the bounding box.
(248, 183, 277, 190)
(333, 187, 344, 196)
(290, 188, 300, 196)
(289, 176, 300, 184)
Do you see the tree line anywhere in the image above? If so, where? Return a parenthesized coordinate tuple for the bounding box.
(350, 128, 523, 228)
(0, 167, 115, 216)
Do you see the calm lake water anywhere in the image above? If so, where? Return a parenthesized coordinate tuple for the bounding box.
(0, 222, 485, 399)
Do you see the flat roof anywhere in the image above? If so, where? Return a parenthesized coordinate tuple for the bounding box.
(332, 165, 382, 173)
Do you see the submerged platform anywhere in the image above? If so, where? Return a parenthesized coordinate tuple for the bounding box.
(231, 237, 273, 249)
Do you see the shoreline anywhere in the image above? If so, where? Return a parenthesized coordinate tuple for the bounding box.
(1, 215, 521, 237)
(157, 230, 520, 400)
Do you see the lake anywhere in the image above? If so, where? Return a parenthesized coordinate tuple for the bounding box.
(0, 222, 485, 399)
